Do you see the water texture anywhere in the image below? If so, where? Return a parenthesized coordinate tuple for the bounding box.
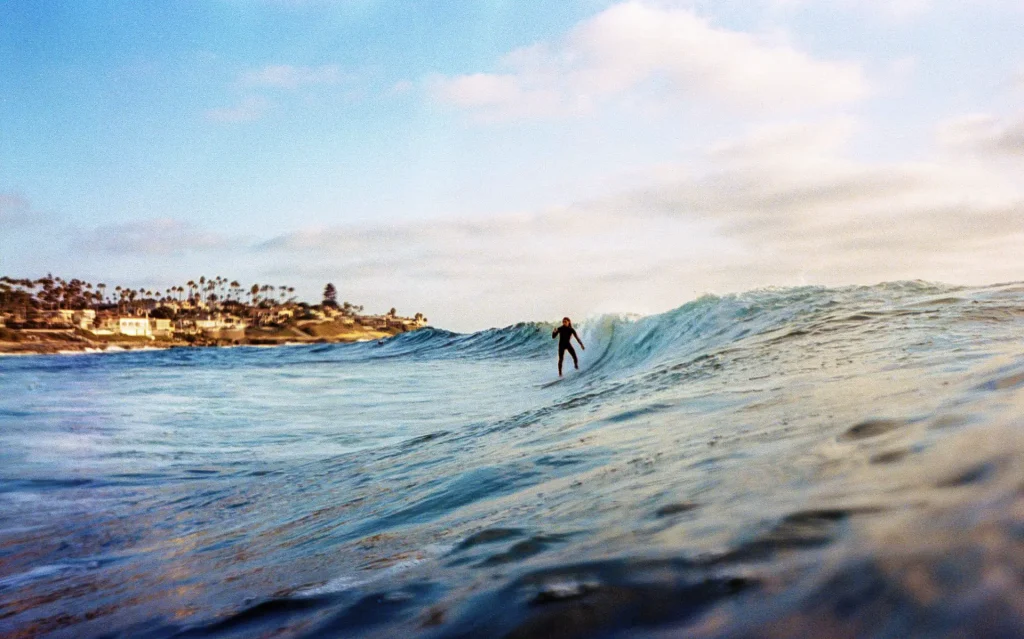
(1, 282, 1023, 638)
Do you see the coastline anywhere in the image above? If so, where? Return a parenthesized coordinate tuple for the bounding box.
(1, 275, 431, 358)
(0, 326, 403, 356)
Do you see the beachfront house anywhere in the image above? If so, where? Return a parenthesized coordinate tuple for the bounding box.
(189, 316, 247, 340)
(174, 318, 198, 335)
(39, 310, 74, 327)
(73, 309, 96, 330)
(35, 309, 94, 330)
(362, 316, 390, 329)
(150, 318, 173, 338)
(89, 314, 117, 336)
(194, 319, 220, 331)
(118, 317, 152, 338)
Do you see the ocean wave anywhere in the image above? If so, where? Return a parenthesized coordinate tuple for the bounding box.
(2, 281, 1024, 638)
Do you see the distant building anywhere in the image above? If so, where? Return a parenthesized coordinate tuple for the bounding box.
(174, 318, 198, 334)
(194, 319, 220, 331)
(187, 316, 247, 340)
(150, 318, 173, 338)
(72, 309, 96, 330)
(118, 317, 152, 338)
(40, 310, 73, 327)
(90, 314, 118, 335)
(36, 309, 96, 329)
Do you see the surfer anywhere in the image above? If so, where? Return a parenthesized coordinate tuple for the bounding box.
(552, 317, 585, 377)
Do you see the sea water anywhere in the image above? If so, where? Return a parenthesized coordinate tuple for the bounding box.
(1, 282, 1022, 638)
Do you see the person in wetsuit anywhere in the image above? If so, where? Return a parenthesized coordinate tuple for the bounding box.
(552, 317, 585, 377)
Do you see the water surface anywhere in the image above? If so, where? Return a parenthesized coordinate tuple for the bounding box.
(2, 282, 1023, 638)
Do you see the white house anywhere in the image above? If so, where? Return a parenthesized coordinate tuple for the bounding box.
(150, 318, 173, 338)
(194, 319, 220, 331)
(118, 317, 152, 338)
(73, 309, 96, 330)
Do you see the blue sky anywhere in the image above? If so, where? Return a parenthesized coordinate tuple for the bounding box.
(2, 0, 1023, 330)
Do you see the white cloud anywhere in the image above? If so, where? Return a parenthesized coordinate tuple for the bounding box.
(1013, 64, 1024, 91)
(874, 0, 933, 19)
(240, 64, 343, 88)
(85, 219, 231, 256)
(204, 95, 269, 123)
(256, 118, 1024, 329)
(430, 1, 869, 121)
(389, 79, 414, 95)
(765, 0, 1024, 19)
(830, 0, 933, 20)
(938, 113, 1024, 156)
(0, 193, 33, 226)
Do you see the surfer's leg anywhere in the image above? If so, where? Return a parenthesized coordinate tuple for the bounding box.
(558, 346, 566, 376)
(566, 344, 579, 369)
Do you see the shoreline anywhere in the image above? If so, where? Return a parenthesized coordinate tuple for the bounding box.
(0, 329, 403, 357)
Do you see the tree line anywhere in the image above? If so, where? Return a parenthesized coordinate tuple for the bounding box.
(0, 275, 354, 315)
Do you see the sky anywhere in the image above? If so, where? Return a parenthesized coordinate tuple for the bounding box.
(2, 0, 1023, 331)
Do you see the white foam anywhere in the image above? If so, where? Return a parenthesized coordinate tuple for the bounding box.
(0, 562, 96, 589)
(296, 574, 368, 597)
(296, 550, 439, 597)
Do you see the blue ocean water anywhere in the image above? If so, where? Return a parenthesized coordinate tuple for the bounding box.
(1, 282, 1023, 638)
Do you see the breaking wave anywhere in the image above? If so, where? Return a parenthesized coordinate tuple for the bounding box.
(2, 281, 1023, 638)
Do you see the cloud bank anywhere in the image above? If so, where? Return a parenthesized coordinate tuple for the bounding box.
(84, 219, 231, 256)
(430, 1, 869, 120)
(939, 113, 1024, 156)
(251, 117, 1023, 329)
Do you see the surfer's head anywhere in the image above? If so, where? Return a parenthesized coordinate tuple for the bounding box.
(562, 317, 571, 327)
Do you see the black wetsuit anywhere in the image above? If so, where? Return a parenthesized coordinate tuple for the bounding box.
(553, 325, 579, 368)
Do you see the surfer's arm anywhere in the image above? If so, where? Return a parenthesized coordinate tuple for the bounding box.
(552, 328, 558, 339)
(573, 330, 585, 349)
